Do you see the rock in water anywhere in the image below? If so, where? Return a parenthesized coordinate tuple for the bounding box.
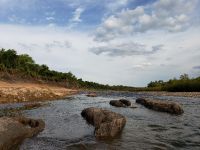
(81, 107, 126, 138)
(110, 100, 125, 107)
(0, 117, 45, 150)
(110, 99, 131, 107)
(119, 99, 131, 106)
(136, 98, 184, 115)
(86, 93, 97, 97)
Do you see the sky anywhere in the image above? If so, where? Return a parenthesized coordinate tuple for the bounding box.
(0, 0, 200, 87)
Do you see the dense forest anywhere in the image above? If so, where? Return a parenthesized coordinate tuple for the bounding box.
(0, 49, 199, 92)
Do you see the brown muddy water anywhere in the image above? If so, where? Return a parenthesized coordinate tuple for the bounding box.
(1, 92, 200, 150)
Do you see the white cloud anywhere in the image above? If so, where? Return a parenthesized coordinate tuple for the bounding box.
(94, 0, 198, 42)
(71, 7, 85, 22)
(133, 62, 152, 70)
(46, 17, 55, 21)
(90, 42, 163, 57)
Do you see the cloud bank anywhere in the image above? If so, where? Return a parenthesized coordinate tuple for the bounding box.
(94, 0, 198, 41)
(0, 0, 200, 86)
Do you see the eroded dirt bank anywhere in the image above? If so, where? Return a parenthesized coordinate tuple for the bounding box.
(0, 81, 78, 104)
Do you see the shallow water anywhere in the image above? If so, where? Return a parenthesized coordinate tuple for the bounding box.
(2, 92, 200, 150)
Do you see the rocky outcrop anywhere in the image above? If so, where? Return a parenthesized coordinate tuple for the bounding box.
(0, 117, 45, 150)
(110, 99, 131, 107)
(81, 107, 126, 138)
(86, 93, 97, 97)
(136, 98, 184, 115)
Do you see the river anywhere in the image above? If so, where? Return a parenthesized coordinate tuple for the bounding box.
(3, 92, 200, 150)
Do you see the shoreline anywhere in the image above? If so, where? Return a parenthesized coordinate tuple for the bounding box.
(0, 81, 78, 104)
(134, 91, 200, 98)
(0, 80, 199, 104)
(82, 89, 200, 98)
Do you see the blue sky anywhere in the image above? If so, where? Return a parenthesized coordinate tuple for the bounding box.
(0, 0, 154, 25)
(0, 0, 200, 86)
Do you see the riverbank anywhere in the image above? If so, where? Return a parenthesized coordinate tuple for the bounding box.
(83, 90, 200, 98)
(0, 81, 78, 104)
(136, 91, 200, 98)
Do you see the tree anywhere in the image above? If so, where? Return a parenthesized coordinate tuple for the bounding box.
(180, 74, 189, 80)
(17, 54, 35, 67)
(147, 80, 164, 87)
(0, 49, 17, 68)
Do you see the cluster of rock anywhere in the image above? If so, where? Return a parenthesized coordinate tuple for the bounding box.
(82, 94, 184, 139)
(81, 107, 126, 138)
(82, 96, 131, 139)
(0, 117, 45, 150)
(136, 98, 184, 115)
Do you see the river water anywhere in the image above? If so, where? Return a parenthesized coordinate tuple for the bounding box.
(5, 92, 200, 150)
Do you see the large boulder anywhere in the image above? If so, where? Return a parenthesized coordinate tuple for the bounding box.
(0, 117, 45, 150)
(81, 107, 126, 138)
(110, 99, 131, 107)
(136, 98, 184, 115)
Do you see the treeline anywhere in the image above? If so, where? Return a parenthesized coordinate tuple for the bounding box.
(0, 49, 79, 87)
(1, 49, 199, 92)
(0, 49, 138, 90)
(147, 74, 200, 92)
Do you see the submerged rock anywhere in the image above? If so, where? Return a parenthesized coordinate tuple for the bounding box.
(0, 103, 47, 117)
(110, 99, 131, 107)
(0, 117, 45, 150)
(86, 93, 97, 97)
(130, 105, 137, 109)
(81, 107, 126, 138)
(136, 98, 184, 115)
(23, 103, 43, 110)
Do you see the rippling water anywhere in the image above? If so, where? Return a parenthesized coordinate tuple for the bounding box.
(4, 92, 200, 150)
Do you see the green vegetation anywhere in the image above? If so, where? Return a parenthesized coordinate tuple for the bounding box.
(0, 48, 138, 90)
(0, 49, 79, 87)
(0, 48, 199, 91)
(147, 74, 200, 92)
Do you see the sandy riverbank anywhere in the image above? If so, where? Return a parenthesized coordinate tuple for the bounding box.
(0, 81, 78, 104)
